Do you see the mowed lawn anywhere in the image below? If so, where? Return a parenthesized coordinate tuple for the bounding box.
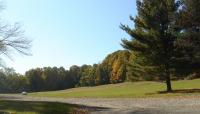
(30, 79, 200, 98)
(0, 100, 75, 114)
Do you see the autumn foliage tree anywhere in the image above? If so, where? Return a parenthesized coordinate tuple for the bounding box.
(96, 50, 132, 84)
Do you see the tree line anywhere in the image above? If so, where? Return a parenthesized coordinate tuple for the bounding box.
(0, 48, 199, 93)
(0, 50, 134, 93)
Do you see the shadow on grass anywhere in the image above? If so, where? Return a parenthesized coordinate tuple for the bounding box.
(158, 89, 200, 94)
(0, 100, 73, 114)
(0, 100, 108, 114)
(145, 89, 200, 96)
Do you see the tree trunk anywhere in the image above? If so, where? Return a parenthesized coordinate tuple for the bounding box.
(166, 74, 172, 92)
(165, 66, 172, 92)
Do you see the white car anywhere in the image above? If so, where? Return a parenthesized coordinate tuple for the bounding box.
(21, 91, 27, 95)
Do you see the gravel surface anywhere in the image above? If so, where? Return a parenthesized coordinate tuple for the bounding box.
(1, 94, 200, 114)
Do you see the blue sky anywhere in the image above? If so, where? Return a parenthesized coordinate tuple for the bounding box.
(1, 0, 136, 74)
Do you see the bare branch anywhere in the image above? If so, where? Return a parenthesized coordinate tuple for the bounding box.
(0, 22, 31, 58)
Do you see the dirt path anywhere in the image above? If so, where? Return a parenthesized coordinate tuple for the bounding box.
(1, 94, 200, 114)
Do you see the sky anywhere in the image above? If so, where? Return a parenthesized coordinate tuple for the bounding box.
(1, 0, 137, 74)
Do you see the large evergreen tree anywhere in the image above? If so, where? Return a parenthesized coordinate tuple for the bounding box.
(121, 0, 181, 92)
(174, 0, 200, 76)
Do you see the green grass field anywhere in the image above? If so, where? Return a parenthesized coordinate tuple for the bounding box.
(0, 100, 75, 114)
(29, 79, 200, 98)
(2, 79, 199, 114)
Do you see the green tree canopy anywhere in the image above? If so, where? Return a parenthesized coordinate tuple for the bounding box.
(121, 0, 182, 92)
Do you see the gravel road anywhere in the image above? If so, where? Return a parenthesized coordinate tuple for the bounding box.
(1, 94, 200, 114)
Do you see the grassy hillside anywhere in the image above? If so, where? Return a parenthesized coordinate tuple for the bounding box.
(30, 79, 200, 98)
